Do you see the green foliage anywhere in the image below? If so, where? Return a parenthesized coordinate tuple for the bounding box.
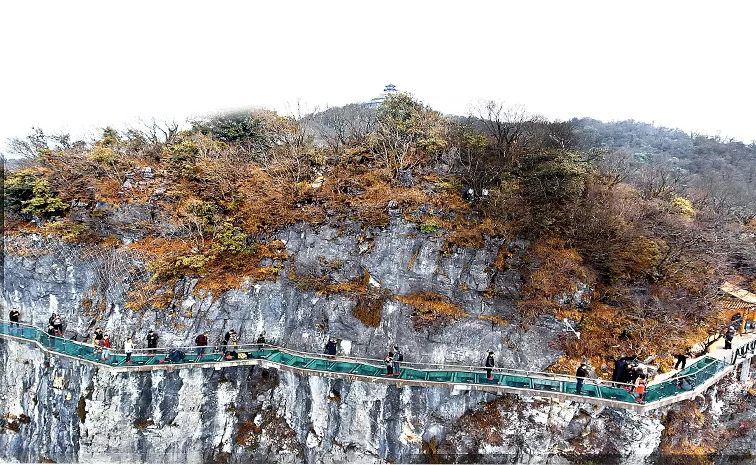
(211, 222, 251, 255)
(101, 127, 119, 146)
(191, 110, 276, 163)
(163, 138, 200, 178)
(174, 254, 211, 271)
(3, 169, 67, 218)
(90, 146, 118, 165)
(419, 221, 440, 234)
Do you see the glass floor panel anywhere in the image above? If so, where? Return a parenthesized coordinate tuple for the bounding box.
(330, 362, 358, 373)
(532, 379, 561, 392)
(599, 386, 638, 402)
(563, 382, 601, 397)
(276, 353, 309, 367)
(453, 372, 477, 384)
(305, 359, 333, 371)
(476, 374, 501, 384)
(398, 369, 427, 381)
(352, 364, 384, 376)
(502, 375, 531, 388)
(426, 371, 455, 382)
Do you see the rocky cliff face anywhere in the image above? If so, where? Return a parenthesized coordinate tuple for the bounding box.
(2, 219, 755, 463)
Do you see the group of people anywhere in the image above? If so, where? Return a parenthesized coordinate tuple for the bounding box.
(609, 357, 648, 402)
(383, 345, 403, 376)
(91, 327, 112, 360)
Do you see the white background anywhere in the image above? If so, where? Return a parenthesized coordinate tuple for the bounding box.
(1, 0, 754, 152)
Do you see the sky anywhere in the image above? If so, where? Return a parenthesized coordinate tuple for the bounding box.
(1, 0, 755, 155)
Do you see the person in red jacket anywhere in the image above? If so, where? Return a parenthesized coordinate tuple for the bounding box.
(101, 334, 112, 361)
(635, 374, 647, 403)
(195, 332, 209, 357)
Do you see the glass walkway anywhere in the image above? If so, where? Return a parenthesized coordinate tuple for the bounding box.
(0, 321, 731, 409)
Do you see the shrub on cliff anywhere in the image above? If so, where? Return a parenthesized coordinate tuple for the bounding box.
(3, 169, 67, 219)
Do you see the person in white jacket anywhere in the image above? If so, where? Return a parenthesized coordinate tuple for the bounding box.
(124, 338, 134, 365)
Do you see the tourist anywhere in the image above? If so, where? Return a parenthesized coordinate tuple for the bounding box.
(124, 338, 134, 365)
(256, 333, 266, 344)
(674, 348, 691, 370)
(635, 374, 647, 403)
(392, 345, 402, 377)
(325, 338, 337, 358)
(195, 332, 209, 357)
(48, 313, 56, 328)
(101, 334, 111, 361)
(53, 314, 63, 335)
(385, 352, 394, 376)
(9, 307, 20, 331)
(223, 329, 236, 354)
(485, 351, 495, 380)
(628, 363, 641, 387)
(47, 324, 57, 348)
(93, 328, 104, 356)
(576, 363, 588, 395)
(724, 326, 736, 350)
(146, 330, 159, 353)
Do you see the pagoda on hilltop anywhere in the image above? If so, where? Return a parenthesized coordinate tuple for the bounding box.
(367, 83, 399, 106)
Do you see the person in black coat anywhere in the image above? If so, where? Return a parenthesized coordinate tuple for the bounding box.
(9, 308, 20, 331)
(724, 326, 736, 349)
(485, 351, 495, 380)
(385, 352, 394, 376)
(674, 347, 692, 370)
(146, 330, 159, 352)
(575, 363, 588, 395)
(223, 329, 236, 354)
(325, 338, 337, 358)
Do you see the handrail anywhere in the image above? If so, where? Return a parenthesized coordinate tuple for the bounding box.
(0, 319, 635, 386)
(0, 319, 721, 390)
(0, 320, 737, 409)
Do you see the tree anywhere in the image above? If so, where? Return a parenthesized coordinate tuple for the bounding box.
(470, 100, 534, 163)
(373, 93, 447, 181)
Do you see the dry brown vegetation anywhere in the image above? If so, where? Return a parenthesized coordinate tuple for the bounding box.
(394, 292, 469, 330)
(4, 96, 753, 366)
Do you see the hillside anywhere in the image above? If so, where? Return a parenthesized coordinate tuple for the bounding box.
(4, 95, 755, 370)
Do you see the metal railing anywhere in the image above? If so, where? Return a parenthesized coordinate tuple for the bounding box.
(0, 320, 732, 406)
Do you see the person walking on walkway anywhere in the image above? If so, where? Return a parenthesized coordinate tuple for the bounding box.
(93, 328, 104, 356)
(9, 307, 20, 331)
(146, 330, 159, 353)
(325, 338, 337, 358)
(101, 335, 111, 361)
(385, 352, 394, 376)
(576, 363, 588, 395)
(485, 351, 495, 380)
(49, 313, 56, 328)
(392, 345, 402, 377)
(674, 348, 691, 370)
(124, 338, 134, 365)
(724, 326, 736, 350)
(195, 332, 209, 357)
